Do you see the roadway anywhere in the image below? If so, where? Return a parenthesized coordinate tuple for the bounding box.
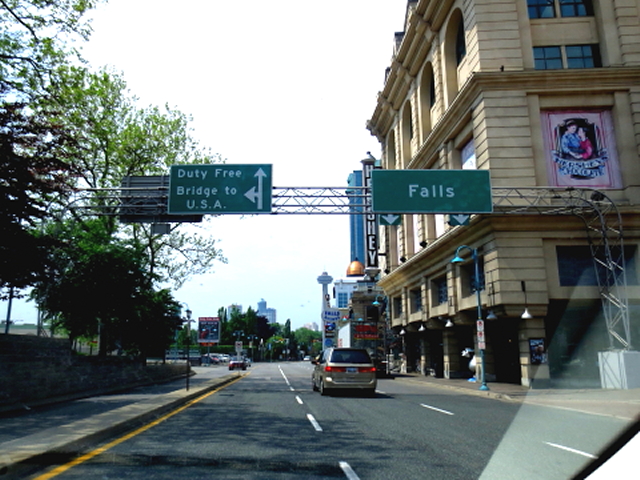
(1, 362, 635, 479)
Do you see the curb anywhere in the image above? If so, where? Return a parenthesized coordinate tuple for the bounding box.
(0, 373, 243, 479)
(394, 375, 520, 402)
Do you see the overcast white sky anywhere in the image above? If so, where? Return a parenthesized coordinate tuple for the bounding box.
(4, 0, 407, 331)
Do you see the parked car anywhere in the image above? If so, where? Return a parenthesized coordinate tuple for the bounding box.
(311, 348, 377, 396)
(228, 356, 247, 371)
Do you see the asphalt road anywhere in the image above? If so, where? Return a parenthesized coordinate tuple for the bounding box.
(17, 362, 630, 479)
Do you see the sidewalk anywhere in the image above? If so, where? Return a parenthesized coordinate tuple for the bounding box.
(0, 367, 242, 479)
(394, 372, 640, 420)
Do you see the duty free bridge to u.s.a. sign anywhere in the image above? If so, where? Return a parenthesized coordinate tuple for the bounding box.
(168, 164, 272, 214)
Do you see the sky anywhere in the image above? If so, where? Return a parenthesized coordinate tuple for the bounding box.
(3, 0, 408, 331)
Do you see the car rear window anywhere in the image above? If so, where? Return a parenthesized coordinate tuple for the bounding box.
(330, 350, 371, 364)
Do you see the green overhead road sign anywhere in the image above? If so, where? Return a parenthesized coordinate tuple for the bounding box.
(371, 169, 492, 214)
(168, 164, 272, 214)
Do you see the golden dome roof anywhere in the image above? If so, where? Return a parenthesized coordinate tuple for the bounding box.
(346, 260, 365, 277)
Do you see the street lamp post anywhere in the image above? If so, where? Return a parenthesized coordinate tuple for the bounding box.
(452, 245, 489, 391)
(183, 306, 193, 391)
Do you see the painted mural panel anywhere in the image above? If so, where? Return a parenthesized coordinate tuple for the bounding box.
(542, 110, 621, 188)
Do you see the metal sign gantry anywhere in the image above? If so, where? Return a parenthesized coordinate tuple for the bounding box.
(66, 179, 630, 352)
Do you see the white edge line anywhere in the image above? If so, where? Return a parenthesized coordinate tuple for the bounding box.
(339, 461, 361, 480)
(420, 403, 455, 416)
(306, 413, 323, 432)
(545, 442, 598, 459)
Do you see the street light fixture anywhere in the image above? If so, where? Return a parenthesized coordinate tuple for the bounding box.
(182, 305, 194, 391)
(451, 245, 489, 391)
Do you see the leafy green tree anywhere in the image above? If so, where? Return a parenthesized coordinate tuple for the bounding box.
(294, 327, 322, 357)
(1, 0, 101, 93)
(0, 89, 76, 293)
(38, 65, 226, 288)
(35, 218, 152, 355)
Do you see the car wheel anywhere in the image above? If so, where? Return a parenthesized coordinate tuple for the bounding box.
(319, 380, 329, 396)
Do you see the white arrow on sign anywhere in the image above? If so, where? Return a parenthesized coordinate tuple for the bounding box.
(450, 214, 470, 225)
(244, 168, 268, 210)
(382, 214, 400, 224)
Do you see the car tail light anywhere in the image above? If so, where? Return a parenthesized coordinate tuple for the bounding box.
(358, 367, 376, 373)
(324, 366, 346, 372)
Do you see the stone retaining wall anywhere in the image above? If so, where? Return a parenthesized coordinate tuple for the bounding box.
(0, 335, 184, 412)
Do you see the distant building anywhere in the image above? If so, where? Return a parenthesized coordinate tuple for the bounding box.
(227, 304, 243, 316)
(302, 322, 319, 332)
(333, 260, 366, 309)
(347, 170, 366, 265)
(257, 298, 277, 324)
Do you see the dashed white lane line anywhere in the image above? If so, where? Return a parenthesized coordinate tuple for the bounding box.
(420, 403, 455, 416)
(545, 442, 597, 459)
(339, 461, 361, 480)
(295, 395, 303, 405)
(307, 413, 323, 432)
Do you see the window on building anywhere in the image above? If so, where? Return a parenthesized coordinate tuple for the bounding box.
(461, 139, 476, 170)
(455, 21, 466, 65)
(433, 277, 448, 306)
(527, 0, 593, 18)
(410, 288, 422, 313)
(534, 44, 601, 69)
(528, 0, 555, 18)
(559, 0, 593, 17)
(393, 297, 403, 318)
(429, 69, 436, 107)
(557, 245, 638, 286)
(534, 46, 563, 69)
(566, 44, 601, 68)
(337, 292, 349, 309)
(459, 257, 485, 296)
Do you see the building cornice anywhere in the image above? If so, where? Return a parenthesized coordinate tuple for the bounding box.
(369, 67, 640, 150)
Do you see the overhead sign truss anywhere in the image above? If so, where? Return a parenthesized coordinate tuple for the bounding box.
(65, 178, 629, 352)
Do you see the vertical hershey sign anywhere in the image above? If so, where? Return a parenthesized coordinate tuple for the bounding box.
(362, 157, 378, 269)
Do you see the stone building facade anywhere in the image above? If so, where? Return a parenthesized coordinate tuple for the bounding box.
(366, 0, 640, 387)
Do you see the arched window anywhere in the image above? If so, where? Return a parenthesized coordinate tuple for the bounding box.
(386, 131, 397, 169)
(443, 9, 465, 107)
(401, 101, 413, 166)
(455, 21, 466, 65)
(419, 63, 435, 139)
